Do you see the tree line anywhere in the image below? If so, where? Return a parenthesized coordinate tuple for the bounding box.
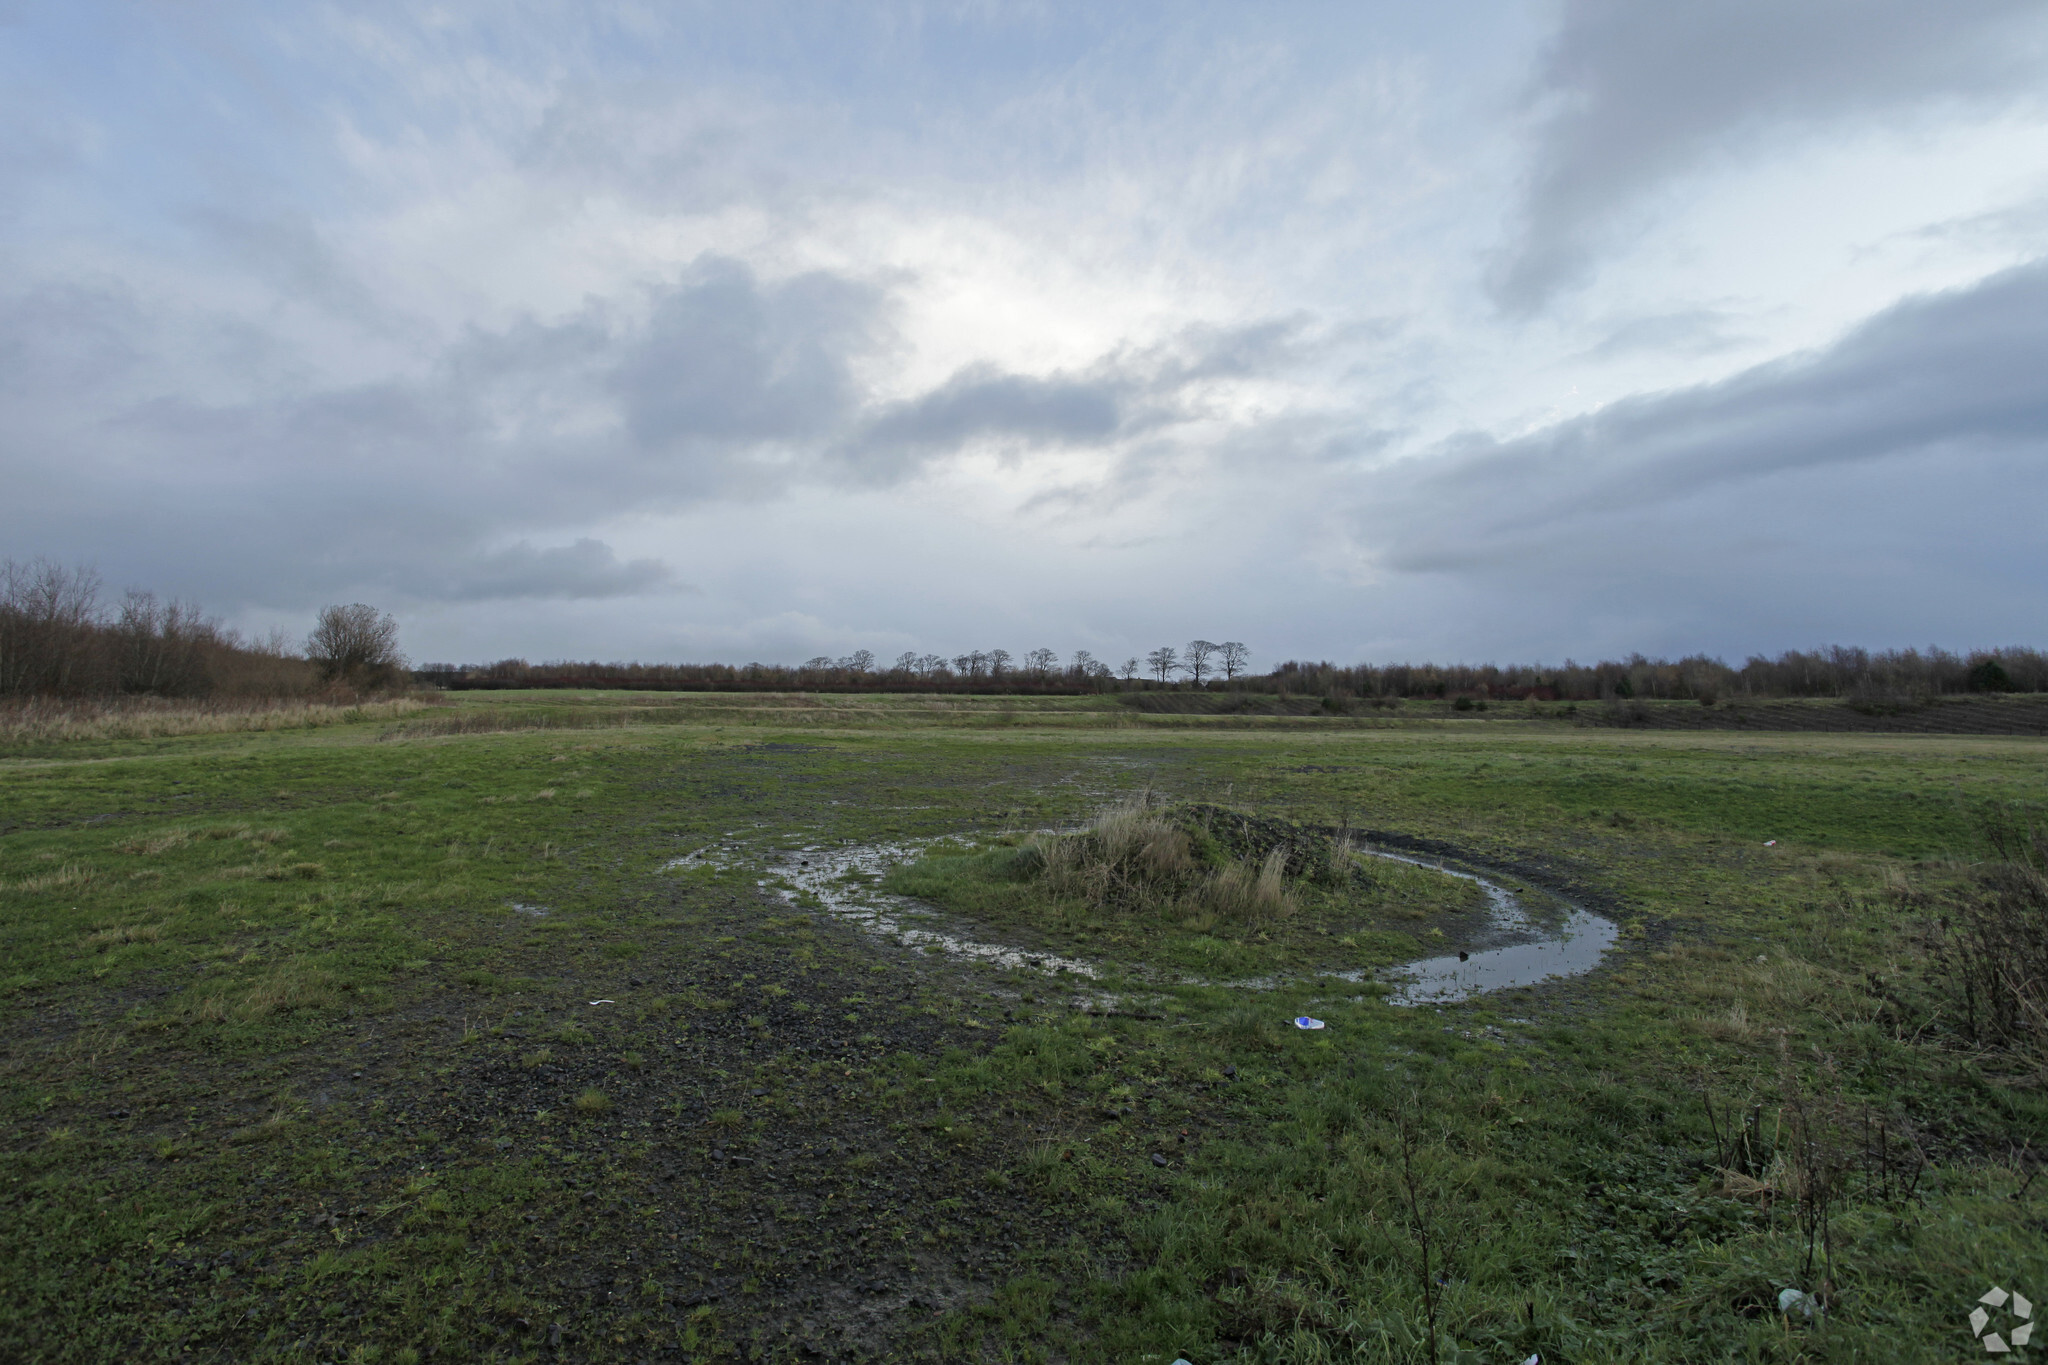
(0, 558, 406, 699)
(7, 559, 2041, 704)
(417, 640, 1257, 692)
(419, 642, 2044, 702)
(1255, 647, 2047, 704)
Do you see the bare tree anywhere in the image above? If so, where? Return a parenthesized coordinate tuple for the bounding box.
(1120, 657, 1140, 682)
(1184, 639, 1217, 684)
(1219, 640, 1251, 681)
(0, 558, 102, 695)
(914, 653, 946, 675)
(1070, 649, 1098, 678)
(988, 648, 1012, 677)
(893, 650, 919, 674)
(838, 649, 875, 674)
(1147, 646, 1179, 683)
(801, 655, 836, 675)
(1024, 647, 1058, 676)
(113, 591, 215, 696)
(307, 604, 405, 687)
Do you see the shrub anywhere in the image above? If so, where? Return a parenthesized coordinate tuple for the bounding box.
(1921, 823, 2048, 1078)
(1968, 658, 2015, 693)
(1021, 796, 1299, 927)
(307, 604, 406, 690)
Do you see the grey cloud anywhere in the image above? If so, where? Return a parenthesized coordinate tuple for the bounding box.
(858, 365, 1121, 457)
(613, 257, 887, 452)
(1367, 258, 2048, 573)
(1495, 0, 2048, 311)
(184, 207, 393, 332)
(1, 253, 1313, 619)
(844, 316, 1313, 480)
(442, 539, 677, 601)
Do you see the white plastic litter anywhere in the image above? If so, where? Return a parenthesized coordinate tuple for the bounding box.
(1293, 1016, 1325, 1030)
(587, 999, 615, 1005)
(1764, 839, 1777, 847)
(1522, 1355, 1541, 1365)
(1778, 1287, 1818, 1319)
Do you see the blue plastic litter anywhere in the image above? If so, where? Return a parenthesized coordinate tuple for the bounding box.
(1294, 1016, 1325, 1030)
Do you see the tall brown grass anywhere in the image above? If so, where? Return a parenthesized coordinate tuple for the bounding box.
(1024, 795, 1296, 926)
(0, 694, 431, 745)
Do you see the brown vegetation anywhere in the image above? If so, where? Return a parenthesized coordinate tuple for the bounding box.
(1014, 795, 1316, 928)
(0, 558, 314, 700)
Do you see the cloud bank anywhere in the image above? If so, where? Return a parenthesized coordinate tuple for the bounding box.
(0, 2, 2044, 666)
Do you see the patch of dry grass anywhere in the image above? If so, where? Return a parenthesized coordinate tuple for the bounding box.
(10, 862, 97, 895)
(190, 961, 335, 1022)
(83, 923, 164, 948)
(0, 695, 431, 745)
(1026, 795, 1296, 926)
(115, 830, 192, 856)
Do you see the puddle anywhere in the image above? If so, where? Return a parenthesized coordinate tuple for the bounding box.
(667, 837, 1617, 1004)
(671, 841, 1102, 979)
(1341, 849, 1619, 1006)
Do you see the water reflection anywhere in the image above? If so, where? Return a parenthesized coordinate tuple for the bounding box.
(665, 836, 1618, 1004)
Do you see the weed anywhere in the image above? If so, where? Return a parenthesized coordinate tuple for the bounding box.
(1919, 822, 2048, 1078)
(573, 1088, 609, 1113)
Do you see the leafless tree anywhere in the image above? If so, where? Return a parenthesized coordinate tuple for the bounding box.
(838, 649, 875, 674)
(307, 604, 405, 687)
(0, 558, 102, 695)
(1184, 639, 1218, 684)
(1120, 657, 1140, 682)
(893, 651, 919, 674)
(914, 653, 946, 675)
(1219, 640, 1251, 681)
(1025, 647, 1058, 676)
(988, 648, 1012, 677)
(113, 591, 215, 696)
(1070, 649, 1098, 678)
(1147, 646, 1179, 683)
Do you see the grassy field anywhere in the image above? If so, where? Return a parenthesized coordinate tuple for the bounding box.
(2, 691, 2045, 1362)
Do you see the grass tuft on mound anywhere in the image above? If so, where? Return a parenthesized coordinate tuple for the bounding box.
(883, 796, 1464, 977)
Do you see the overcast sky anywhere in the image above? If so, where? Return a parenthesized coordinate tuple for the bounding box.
(4, 2, 2046, 668)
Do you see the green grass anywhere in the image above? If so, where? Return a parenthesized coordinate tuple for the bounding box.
(1, 699, 2044, 1361)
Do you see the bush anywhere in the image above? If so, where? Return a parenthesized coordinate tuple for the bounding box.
(1016, 796, 1306, 927)
(1920, 823, 2048, 1079)
(307, 604, 406, 689)
(1968, 658, 2015, 693)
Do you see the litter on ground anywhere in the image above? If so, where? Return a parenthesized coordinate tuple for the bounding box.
(1778, 1287, 1819, 1319)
